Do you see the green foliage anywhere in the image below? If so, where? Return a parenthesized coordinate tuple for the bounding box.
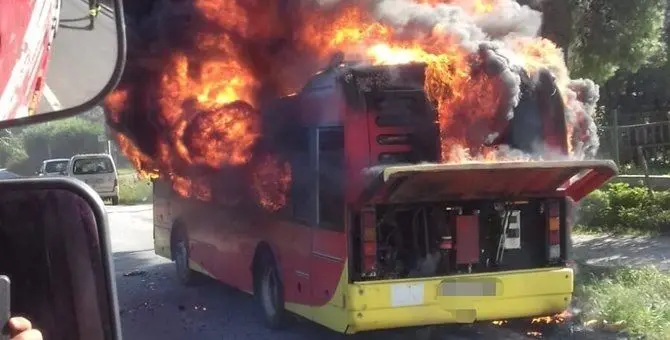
(574, 265, 670, 339)
(118, 171, 153, 205)
(0, 131, 27, 168)
(578, 182, 670, 234)
(568, 0, 667, 84)
(7, 117, 106, 175)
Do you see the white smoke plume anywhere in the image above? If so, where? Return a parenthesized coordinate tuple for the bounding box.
(357, 0, 599, 159)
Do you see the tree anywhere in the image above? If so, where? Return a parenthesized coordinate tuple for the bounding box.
(518, 0, 572, 61)
(0, 130, 27, 168)
(8, 117, 106, 175)
(568, 0, 667, 84)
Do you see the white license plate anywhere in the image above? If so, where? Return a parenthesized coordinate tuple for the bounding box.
(390, 282, 424, 307)
(439, 281, 497, 296)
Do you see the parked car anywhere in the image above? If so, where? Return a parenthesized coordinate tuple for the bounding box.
(66, 153, 119, 205)
(0, 168, 21, 179)
(37, 158, 70, 176)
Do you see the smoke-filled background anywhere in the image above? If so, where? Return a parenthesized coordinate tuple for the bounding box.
(104, 0, 601, 210)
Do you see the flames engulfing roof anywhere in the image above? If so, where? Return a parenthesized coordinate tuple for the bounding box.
(104, 0, 601, 210)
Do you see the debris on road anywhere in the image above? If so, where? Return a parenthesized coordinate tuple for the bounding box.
(123, 269, 147, 277)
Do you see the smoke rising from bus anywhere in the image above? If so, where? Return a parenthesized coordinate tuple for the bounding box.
(105, 0, 601, 210)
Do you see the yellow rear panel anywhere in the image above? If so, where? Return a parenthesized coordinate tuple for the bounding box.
(344, 267, 573, 333)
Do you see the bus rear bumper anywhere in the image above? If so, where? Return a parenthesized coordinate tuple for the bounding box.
(345, 267, 573, 334)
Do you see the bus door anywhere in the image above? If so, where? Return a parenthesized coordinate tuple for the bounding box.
(310, 127, 347, 308)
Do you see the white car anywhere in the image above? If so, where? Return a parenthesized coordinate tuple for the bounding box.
(66, 153, 119, 205)
(37, 158, 70, 177)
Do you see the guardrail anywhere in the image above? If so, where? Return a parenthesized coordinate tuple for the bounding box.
(610, 175, 670, 191)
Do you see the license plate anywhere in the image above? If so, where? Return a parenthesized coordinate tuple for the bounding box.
(390, 282, 424, 307)
(439, 280, 497, 297)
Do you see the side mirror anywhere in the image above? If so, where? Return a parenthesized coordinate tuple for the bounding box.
(0, 0, 126, 128)
(0, 178, 121, 339)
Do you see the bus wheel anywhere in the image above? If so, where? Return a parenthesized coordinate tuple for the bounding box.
(257, 255, 286, 329)
(173, 237, 197, 286)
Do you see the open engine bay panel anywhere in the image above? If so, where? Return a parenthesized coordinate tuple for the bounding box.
(351, 198, 568, 281)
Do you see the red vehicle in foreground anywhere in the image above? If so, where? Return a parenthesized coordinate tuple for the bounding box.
(153, 63, 617, 334)
(0, 0, 61, 120)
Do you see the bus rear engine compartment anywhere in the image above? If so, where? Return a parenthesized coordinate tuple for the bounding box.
(353, 199, 566, 281)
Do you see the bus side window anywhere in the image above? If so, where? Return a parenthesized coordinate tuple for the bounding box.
(291, 128, 316, 225)
(318, 128, 345, 232)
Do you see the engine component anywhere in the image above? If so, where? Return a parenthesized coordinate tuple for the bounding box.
(454, 215, 479, 265)
(504, 210, 521, 250)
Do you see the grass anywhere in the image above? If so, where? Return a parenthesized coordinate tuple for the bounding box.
(573, 224, 656, 237)
(117, 168, 137, 177)
(574, 263, 670, 339)
(117, 168, 152, 205)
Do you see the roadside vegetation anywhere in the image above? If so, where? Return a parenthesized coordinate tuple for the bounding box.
(117, 169, 152, 205)
(577, 182, 670, 235)
(574, 264, 670, 339)
(575, 173, 670, 338)
(0, 114, 107, 175)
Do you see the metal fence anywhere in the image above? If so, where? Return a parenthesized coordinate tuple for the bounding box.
(599, 110, 670, 165)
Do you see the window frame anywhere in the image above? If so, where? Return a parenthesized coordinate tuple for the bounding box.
(316, 126, 345, 232)
(285, 127, 317, 226)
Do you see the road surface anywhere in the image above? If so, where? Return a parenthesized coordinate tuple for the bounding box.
(38, 0, 118, 113)
(573, 234, 670, 272)
(107, 205, 606, 340)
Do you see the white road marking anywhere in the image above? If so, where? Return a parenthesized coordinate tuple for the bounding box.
(42, 84, 62, 110)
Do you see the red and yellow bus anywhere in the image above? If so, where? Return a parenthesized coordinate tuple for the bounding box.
(152, 63, 617, 334)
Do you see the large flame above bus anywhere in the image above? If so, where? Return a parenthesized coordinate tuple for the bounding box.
(105, 0, 600, 210)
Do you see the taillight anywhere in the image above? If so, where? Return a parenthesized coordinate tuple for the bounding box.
(547, 200, 561, 260)
(113, 179, 118, 188)
(360, 208, 377, 273)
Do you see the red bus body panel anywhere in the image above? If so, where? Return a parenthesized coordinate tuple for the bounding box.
(361, 160, 618, 204)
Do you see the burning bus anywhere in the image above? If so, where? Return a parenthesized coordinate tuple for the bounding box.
(149, 59, 616, 334)
(106, 0, 617, 335)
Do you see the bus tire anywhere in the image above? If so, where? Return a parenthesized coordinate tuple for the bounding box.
(111, 196, 119, 206)
(255, 253, 286, 329)
(173, 231, 198, 286)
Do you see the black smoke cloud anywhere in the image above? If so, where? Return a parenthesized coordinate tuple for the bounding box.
(108, 0, 600, 176)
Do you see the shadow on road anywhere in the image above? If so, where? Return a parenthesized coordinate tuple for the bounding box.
(59, 16, 94, 32)
(59, 24, 94, 31)
(113, 250, 353, 340)
(112, 251, 561, 340)
(60, 16, 90, 22)
(573, 234, 670, 271)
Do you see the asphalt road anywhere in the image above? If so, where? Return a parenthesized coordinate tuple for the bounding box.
(38, 0, 118, 113)
(106, 205, 612, 340)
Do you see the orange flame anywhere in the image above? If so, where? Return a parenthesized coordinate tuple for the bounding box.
(106, 0, 593, 209)
(531, 310, 572, 324)
(418, 0, 498, 14)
